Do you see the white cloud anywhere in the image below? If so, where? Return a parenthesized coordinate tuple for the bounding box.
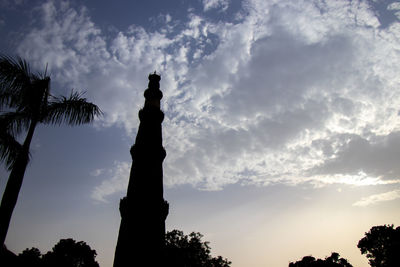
(91, 161, 130, 202)
(310, 132, 400, 180)
(353, 189, 400, 207)
(388, 2, 400, 11)
(16, 0, 400, 199)
(202, 0, 229, 12)
(90, 168, 105, 177)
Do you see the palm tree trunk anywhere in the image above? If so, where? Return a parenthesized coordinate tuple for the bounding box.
(0, 120, 37, 248)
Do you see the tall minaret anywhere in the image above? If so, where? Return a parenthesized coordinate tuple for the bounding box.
(113, 73, 169, 267)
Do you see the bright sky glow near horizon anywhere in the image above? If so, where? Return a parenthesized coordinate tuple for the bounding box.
(1, 0, 400, 266)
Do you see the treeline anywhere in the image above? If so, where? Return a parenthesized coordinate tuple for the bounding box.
(1, 230, 231, 267)
(3, 224, 399, 267)
(4, 238, 99, 267)
(290, 224, 400, 267)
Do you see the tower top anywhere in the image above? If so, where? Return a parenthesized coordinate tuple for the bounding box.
(149, 71, 161, 82)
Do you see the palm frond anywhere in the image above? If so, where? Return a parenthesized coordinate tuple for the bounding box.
(0, 55, 34, 110)
(17, 76, 51, 117)
(0, 127, 23, 171)
(0, 91, 19, 110)
(43, 91, 102, 126)
(0, 111, 31, 137)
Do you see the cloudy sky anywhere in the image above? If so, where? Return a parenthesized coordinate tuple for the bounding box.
(1, 0, 400, 266)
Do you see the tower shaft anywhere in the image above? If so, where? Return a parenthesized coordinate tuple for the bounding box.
(113, 73, 168, 267)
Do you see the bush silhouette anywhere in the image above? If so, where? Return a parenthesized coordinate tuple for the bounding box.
(165, 229, 231, 267)
(9, 238, 99, 267)
(289, 252, 353, 267)
(42, 238, 99, 267)
(18, 247, 42, 267)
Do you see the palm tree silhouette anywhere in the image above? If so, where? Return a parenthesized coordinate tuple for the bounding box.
(0, 55, 102, 247)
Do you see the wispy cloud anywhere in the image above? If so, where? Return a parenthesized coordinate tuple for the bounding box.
(16, 0, 400, 200)
(309, 132, 400, 180)
(0, 0, 26, 8)
(202, 0, 229, 11)
(90, 168, 106, 177)
(91, 161, 130, 202)
(353, 189, 400, 207)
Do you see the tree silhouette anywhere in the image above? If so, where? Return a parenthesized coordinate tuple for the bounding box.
(357, 224, 400, 267)
(289, 252, 353, 267)
(165, 229, 231, 267)
(0, 55, 102, 247)
(8, 239, 99, 267)
(42, 238, 99, 267)
(18, 247, 42, 267)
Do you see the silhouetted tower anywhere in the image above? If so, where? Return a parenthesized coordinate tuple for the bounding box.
(113, 73, 168, 267)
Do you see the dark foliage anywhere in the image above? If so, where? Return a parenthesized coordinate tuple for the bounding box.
(0, 56, 102, 170)
(11, 239, 99, 267)
(165, 230, 231, 267)
(18, 247, 42, 267)
(289, 252, 353, 267)
(357, 224, 400, 267)
(11, 233, 229, 267)
(42, 238, 99, 267)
